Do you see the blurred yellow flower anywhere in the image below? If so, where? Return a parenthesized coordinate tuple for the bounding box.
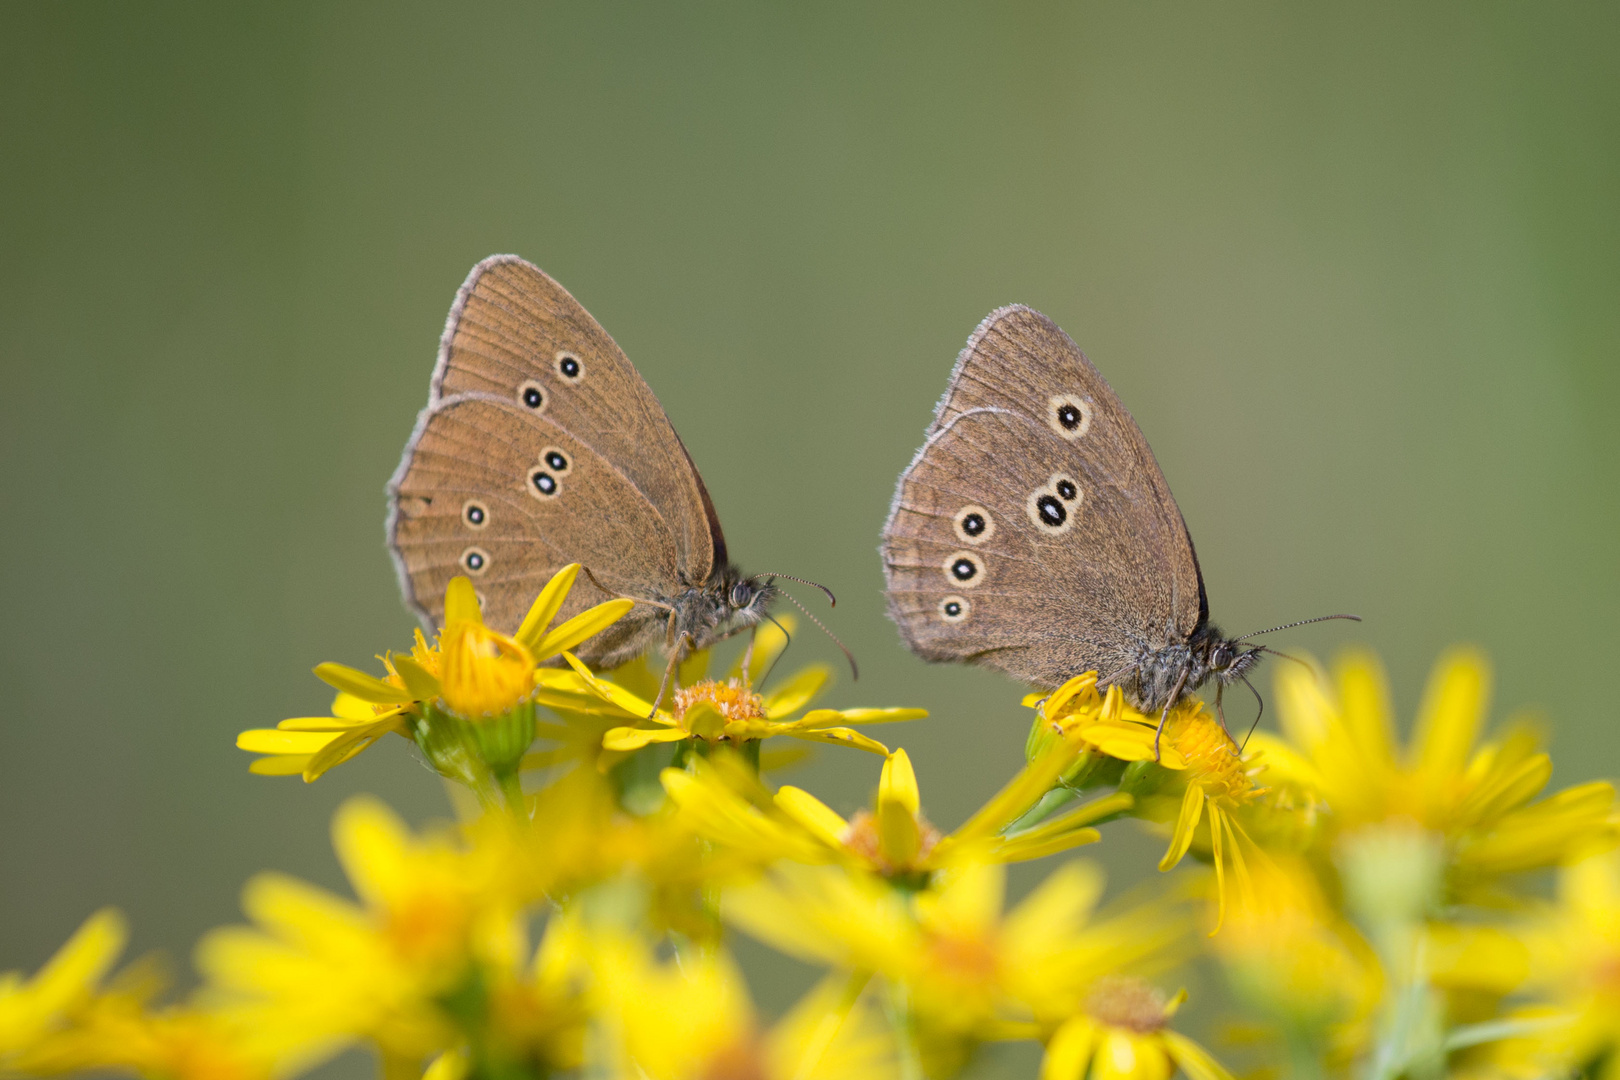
(1251, 648, 1617, 897)
(587, 931, 892, 1080)
(195, 798, 498, 1076)
(726, 858, 1183, 1046)
(1040, 977, 1231, 1080)
(0, 909, 126, 1069)
(663, 740, 1130, 883)
(1212, 856, 1384, 1068)
(238, 564, 631, 784)
(549, 619, 925, 757)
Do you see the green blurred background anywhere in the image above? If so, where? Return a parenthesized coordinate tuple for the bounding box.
(3, 3, 1617, 1075)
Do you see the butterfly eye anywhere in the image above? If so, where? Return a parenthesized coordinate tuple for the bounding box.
(953, 505, 995, 545)
(943, 551, 985, 587)
(539, 446, 573, 476)
(730, 582, 753, 607)
(939, 595, 970, 623)
(528, 467, 561, 500)
(462, 501, 489, 529)
(1047, 393, 1092, 439)
(555, 352, 584, 383)
(518, 379, 547, 412)
(461, 547, 491, 575)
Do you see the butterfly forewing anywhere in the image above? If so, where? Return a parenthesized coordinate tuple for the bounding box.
(428, 256, 721, 582)
(882, 305, 1205, 690)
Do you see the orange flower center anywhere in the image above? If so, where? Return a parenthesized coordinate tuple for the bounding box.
(842, 809, 943, 873)
(1084, 975, 1170, 1033)
(676, 679, 765, 725)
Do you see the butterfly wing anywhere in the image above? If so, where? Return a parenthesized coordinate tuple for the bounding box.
(881, 305, 1205, 689)
(388, 256, 722, 652)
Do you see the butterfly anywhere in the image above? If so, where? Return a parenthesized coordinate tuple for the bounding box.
(881, 305, 1351, 743)
(387, 255, 799, 691)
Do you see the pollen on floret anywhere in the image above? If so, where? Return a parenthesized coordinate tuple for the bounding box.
(676, 679, 765, 725)
(1166, 712, 1263, 804)
(1084, 975, 1172, 1033)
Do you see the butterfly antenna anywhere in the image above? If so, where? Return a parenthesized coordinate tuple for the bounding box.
(1236, 613, 1360, 641)
(1239, 673, 1265, 752)
(756, 613, 793, 691)
(775, 587, 859, 680)
(1256, 645, 1314, 672)
(757, 573, 837, 607)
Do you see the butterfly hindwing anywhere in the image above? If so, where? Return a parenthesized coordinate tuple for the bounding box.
(388, 393, 671, 666)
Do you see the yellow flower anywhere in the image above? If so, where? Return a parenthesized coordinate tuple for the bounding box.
(0, 909, 126, 1068)
(1040, 977, 1232, 1080)
(238, 564, 631, 783)
(662, 739, 1131, 883)
(195, 798, 502, 1076)
(1212, 856, 1384, 1068)
(1035, 676, 1269, 930)
(1493, 848, 1620, 1080)
(550, 618, 925, 757)
(1251, 647, 1618, 898)
(725, 858, 1183, 1048)
(587, 931, 893, 1080)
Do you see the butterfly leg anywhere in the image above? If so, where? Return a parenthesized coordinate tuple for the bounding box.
(648, 628, 696, 718)
(1214, 682, 1228, 736)
(1152, 667, 1191, 762)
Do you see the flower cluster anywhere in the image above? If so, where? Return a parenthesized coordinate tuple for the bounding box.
(3, 564, 1616, 1080)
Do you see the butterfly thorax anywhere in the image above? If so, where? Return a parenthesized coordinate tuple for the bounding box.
(666, 566, 776, 653)
(1122, 623, 1263, 714)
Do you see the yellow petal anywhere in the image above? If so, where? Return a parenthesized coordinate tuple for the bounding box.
(603, 726, 689, 751)
(790, 707, 927, 729)
(1045, 672, 1100, 718)
(249, 755, 313, 776)
(1022, 690, 1048, 709)
(990, 826, 1101, 863)
(1411, 647, 1490, 783)
(953, 734, 1082, 844)
(774, 787, 850, 849)
(1336, 649, 1395, 766)
(443, 575, 482, 627)
(536, 599, 635, 659)
(278, 712, 396, 732)
(562, 652, 657, 716)
(789, 728, 889, 755)
(1095, 1030, 1171, 1080)
(390, 655, 440, 699)
(237, 729, 340, 755)
(513, 563, 579, 651)
(313, 662, 413, 704)
(1159, 783, 1205, 872)
(1041, 1016, 1098, 1080)
(923, 860, 1004, 935)
(1003, 861, 1104, 959)
(684, 700, 727, 740)
(332, 691, 377, 720)
(1162, 1031, 1236, 1080)
(302, 725, 386, 782)
(25, 909, 127, 1017)
(879, 749, 920, 816)
(762, 665, 831, 718)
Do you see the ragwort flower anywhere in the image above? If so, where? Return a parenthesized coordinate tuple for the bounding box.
(0, 909, 126, 1071)
(1033, 675, 1270, 928)
(549, 618, 925, 758)
(1251, 647, 1618, 900)
(1041, 976, 1233, 1080)
(663, 738, 1130, 884)
(237, 564, 630, 784)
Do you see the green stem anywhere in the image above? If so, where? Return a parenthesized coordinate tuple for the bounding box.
(496, 768, 527, 817)
(740, 737, 761, 774)
(885, 980, 925, 1080)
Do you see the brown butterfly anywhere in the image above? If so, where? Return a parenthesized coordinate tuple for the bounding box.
(387, 256, 833, 692)
(882, 305, 1351, 743)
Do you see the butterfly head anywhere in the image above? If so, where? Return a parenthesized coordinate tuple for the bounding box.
(1205, 635, 1264, 685)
